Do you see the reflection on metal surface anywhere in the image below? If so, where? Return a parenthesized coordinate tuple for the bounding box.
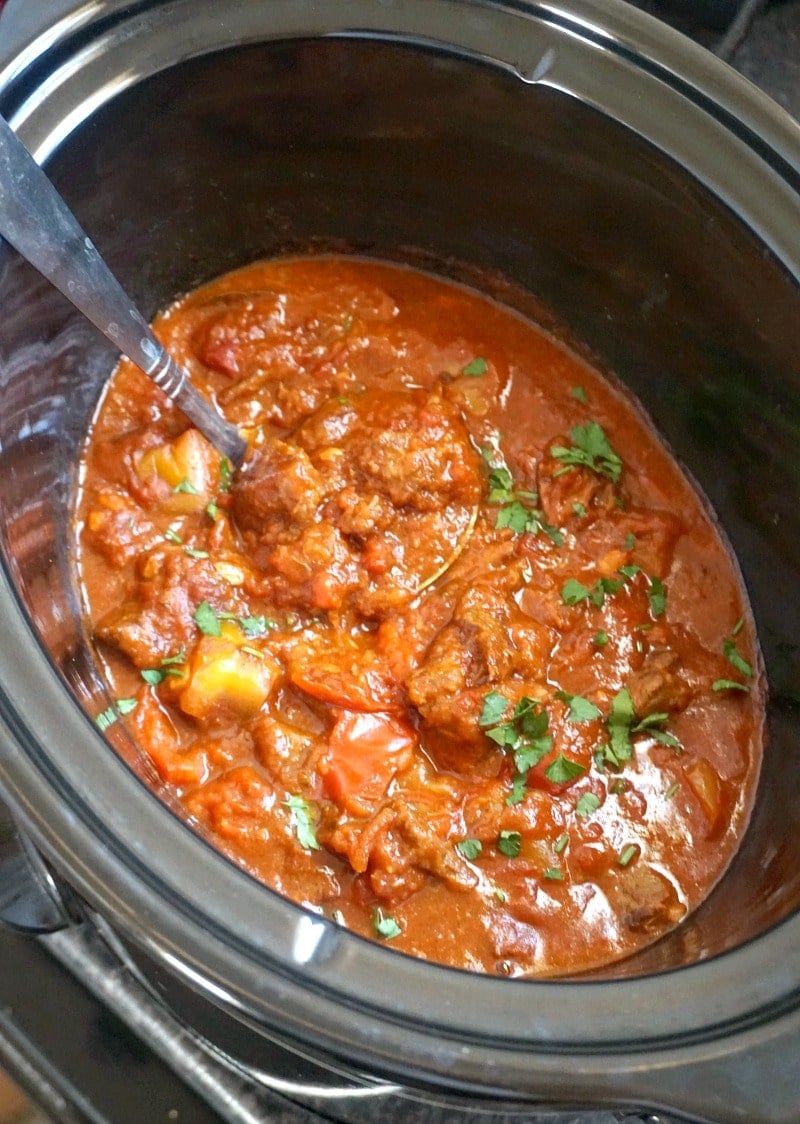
(0, 796, 69, 934)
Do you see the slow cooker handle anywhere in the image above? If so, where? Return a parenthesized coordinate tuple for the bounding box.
(0, 793, 75, 933)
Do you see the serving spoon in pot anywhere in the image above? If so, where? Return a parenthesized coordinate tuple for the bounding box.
(0, 115, 247, 466)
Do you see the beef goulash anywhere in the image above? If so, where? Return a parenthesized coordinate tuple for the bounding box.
(76, 257, 763, 976)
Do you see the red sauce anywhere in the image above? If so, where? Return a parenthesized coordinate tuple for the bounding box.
(76, 257, 763, 977)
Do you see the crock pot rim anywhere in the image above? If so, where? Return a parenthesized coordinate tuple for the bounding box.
(1, 0, 799, 1099)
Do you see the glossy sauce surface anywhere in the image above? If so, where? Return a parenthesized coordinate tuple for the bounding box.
(76, 257, 763, 976)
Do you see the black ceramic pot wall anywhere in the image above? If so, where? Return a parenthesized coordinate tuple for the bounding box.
(1, 2, 800, 1121)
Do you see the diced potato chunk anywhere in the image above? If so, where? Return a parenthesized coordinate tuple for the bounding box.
(137, 428, 220, 508)
(179, 637, 279, 721)
(684, 756, 722, 827)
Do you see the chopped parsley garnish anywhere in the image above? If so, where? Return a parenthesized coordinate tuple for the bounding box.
(665, 781, 681, 799)
(480, 693, 553, 805)
(571, 386, 588, 403)
(712, 627, 753, 693)
(623, 532, 637, 551)
(238, 615, 276, 638)
(372, 909, 402, 940)
(480, 447, 563, 545)
(493, 887, 508, 903)
(610, 778, 627, 795)
(550, 422, 623, 484)
(596, 689, 681, 769)
(618, 844, 639, 868)
(648, 576, 666, 618)
(723, 638, 753, 680)
(575, 792, 601, 818)
(240, 645, 263, 660)
(141, 668, 167, 686)
(554, 833, 570, 853)
(205, 502, 219, 521)
(560, 565, 639, 609)
(173, 477, 199, 495)
(593, 631, 610, 648)
(712, 678, 750, 693)
(165, 525, 183, 544)
(96, 697, 138, 731)
(219, 457, 233, 493)
(161, 649, 186, 667)
(456, 838, 483, 861)
(543, 867, 563, 881)
(497, 830, 522, 858)
(184, 547, 209, 560)
(545, 753, 586, 784)
(555, 690, 602, 723)
(285, 795, 320, 851)
(193, 600, 221, 637)
(462, 357, 488, 377)
(479, 690, 510, 728)
(572, 502, 587, 517)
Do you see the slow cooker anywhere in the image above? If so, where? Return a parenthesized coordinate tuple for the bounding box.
(1, 2, 799, 1121)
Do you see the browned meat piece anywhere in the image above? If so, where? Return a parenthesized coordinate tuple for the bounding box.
(83, 502, 159, 569)
(628, 647, 692, 715)
(407, 586, 552, 752)
(537, 442, 616, 526)
(268, 523, 361, 612)
(577, 509, 681, 580)
(610, 864, 686, 935)
(233, 440, 327, 536)
(394, 805, 478, 892)
(95, 547, 248, 667)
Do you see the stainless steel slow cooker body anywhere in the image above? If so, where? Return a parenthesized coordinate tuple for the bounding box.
(1, 2, 800, 1121)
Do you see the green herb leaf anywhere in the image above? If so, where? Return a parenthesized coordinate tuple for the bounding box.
(479, 690, 509, 728)
(456, 838, 483, 860)
(173, 477, 199, 495)
(372, 909, 402, 940)
(618, 563, 640, 580)
(649, 729, 682, 750)
(555, 690, 602, 723)
(493, 887, 508, 903)
(712, 678, 750, 693)
(219, 457, 233, 493)
(165, 526, 183, 544)
(593, 630, 609, 648)
(554, 833, 570, 853)
(665, 781, 681, 799)
(575, 792, 601, 818)
(487, 465, 514, 502)
(205, 501, 218, 521)
(543, 867, 563, 880)
(723, 638, 753, 679)
(285, 795, 320, 851)
(624, 532, 637, 551)
(141, 668, 166, 686)
(184, 547, 210, 560)
(462, 357, 488, 377)
(160, 649, 186, 667)
(550, 421, 623, 484)
(610, 778, 627, 795)
(497, 830, 522, 858)
(240, 645, 264, 660)
(648, 576, 666, 618)
(95, 705, 118, 731)
(505, 772, 529, 806)
(116, 697, 138, 716)
(571, 386, 588, 403)
(561, 578, 590, 606)
(618, 844, 639, 867)
(572, 502, 587, 517)
(238, 615, 276, 638)
(544, 753, 586, 785)
(731, 618, 745, 636)
(193, 600, 221, 637)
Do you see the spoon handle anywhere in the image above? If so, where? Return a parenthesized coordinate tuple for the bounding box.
(0, 115, 246, 465)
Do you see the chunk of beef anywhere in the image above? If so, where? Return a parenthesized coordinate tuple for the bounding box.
(628, 647, 692, 716)
(95, 548, 247, 667)
(537, 442, 616, 526)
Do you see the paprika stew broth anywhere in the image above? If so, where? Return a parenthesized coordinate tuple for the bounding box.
(76, 257, 763, 977)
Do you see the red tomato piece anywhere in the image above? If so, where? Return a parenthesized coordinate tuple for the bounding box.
(320, 711, 415, 814)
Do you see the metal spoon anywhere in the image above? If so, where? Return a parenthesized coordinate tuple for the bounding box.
(0, 115, 246, 466)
